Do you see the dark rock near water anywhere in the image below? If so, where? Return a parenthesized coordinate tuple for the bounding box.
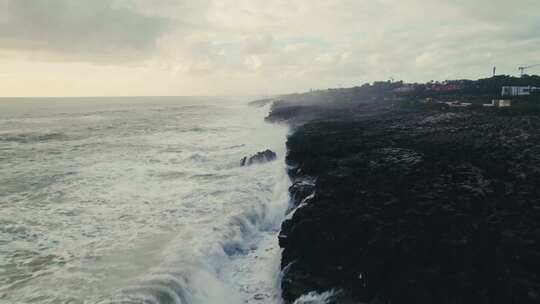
(287, 177, 316, 208)
(248, 98, 276, 108)
(241, 149, 277, 166)
(269, 96, 540, 304)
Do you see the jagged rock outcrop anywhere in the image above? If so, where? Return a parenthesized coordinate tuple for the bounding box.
(241, 149, 277, 166)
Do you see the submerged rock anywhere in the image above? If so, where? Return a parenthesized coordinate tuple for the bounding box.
(241, 149, 277, 166)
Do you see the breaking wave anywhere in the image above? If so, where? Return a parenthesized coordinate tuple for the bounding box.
(0, 97, 290, 304)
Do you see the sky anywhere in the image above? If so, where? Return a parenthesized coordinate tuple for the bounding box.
(0, 0, 539, 97)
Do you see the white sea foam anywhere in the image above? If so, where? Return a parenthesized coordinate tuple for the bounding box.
(0, 97, 290, 304)
(293, 290, 339, 304)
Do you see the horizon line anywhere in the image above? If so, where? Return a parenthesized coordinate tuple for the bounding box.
(0, 94, 278, 99)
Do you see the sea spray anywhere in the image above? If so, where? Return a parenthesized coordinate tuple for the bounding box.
(0, 97, 290, 304)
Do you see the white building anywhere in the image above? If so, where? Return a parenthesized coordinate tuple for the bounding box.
(499, 100, 512, 107)
(501, 86, 540, 97)
(486, 100, 512, 107)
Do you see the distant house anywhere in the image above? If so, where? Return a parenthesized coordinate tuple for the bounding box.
(501, 86, 540, 97)
(486, 99, 512, 107)
(499, 100, 512, 107)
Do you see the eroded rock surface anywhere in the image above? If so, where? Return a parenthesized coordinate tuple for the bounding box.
(241, 150, 277, 166)
(271, 101, 540, 304)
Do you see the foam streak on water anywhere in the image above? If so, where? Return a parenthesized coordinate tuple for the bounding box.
(0, 97, 290, 304)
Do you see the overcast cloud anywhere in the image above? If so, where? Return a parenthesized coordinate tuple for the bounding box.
(0, 0, 538, 96)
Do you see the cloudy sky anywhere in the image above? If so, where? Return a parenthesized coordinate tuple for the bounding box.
(0, 0, 538, 97)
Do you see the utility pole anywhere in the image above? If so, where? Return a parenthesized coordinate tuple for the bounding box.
(493, 66, 496, 77)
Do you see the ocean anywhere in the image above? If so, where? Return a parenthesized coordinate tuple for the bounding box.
(0, 97, 290, 304)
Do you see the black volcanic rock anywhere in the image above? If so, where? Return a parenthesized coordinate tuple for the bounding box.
(288, 177, 316, 208)
(270, 96, 540, 304)
(241, 149, 277, 166)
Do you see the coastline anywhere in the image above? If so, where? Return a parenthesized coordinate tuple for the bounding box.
(265, 88, 540, 303)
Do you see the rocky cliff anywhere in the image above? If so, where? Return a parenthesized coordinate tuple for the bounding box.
(269, 97, 540, 304)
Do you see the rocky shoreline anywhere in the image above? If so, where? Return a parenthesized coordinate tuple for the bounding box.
(266, 92, 540, 303)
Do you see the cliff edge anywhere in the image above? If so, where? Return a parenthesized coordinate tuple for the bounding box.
(268, 88, 540, 304)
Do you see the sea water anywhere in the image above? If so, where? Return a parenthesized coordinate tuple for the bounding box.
(0, 97, 290, 304)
